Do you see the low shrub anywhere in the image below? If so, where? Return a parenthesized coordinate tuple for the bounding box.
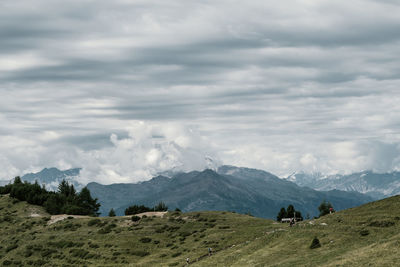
(360, 229, 370, 236)
(63, 223, 81, 231)
(24, 249, 33, 257)
(369, 221, 395, 227)
(170, 211, 181, 217)
(6, 244, 18, 252)
(70, 249, 92, 259)
(175, 218, 185, 224)
(41, 249, 56, 257)
(155, 228, 164, 233)
(167, 226, 180, 232)
(89, 243, 99, 249)
(2, 260, 12, 266)
(87, 218, 101, 226)
(179, 231, 191, 237)
(26, 244, 40, 252)
(98, 227, 111, 234)
(132, 250, 150, 257)
(47, 241, 84, 248)
(98, 223, 117, 234)
(171, 252, 182, 257)
(42, 217, 51, 222)
(131, 216, 140, 222)
(310, 237, 321, 249)
(139, 237, 152, 243)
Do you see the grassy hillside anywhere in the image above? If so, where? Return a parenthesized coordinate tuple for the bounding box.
(0, 193, 399, 266)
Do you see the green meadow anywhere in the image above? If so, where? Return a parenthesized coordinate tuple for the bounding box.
(0, 194, 399, 266)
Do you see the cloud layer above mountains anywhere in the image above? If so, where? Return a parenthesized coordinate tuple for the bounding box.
(1, 0, 400, 183)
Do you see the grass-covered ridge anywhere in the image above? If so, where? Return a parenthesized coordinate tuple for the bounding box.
(0, 194, 399, 266)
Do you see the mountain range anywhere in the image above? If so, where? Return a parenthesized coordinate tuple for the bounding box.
(286, 170, 400, 199)
(5, 166, 396, 219)
(87, 166, 373, 218)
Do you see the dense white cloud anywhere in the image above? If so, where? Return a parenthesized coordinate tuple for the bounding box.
(1, 0, 400, 182)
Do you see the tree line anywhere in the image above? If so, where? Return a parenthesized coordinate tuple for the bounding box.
(0, 177, 100, 216)
(124, 201, 168, 215)
(277, 204, 303, 221)
(276, 200, 335, 222)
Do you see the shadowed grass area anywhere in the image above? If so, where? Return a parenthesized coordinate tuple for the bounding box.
(0, 194, 399, 266)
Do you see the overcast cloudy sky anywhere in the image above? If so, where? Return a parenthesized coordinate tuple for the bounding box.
(1, 0, 400, 184)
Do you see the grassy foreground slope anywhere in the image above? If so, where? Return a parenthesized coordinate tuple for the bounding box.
(0, 194, 399, 266)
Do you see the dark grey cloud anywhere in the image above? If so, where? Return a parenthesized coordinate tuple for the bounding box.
(1, 0, 400, 182)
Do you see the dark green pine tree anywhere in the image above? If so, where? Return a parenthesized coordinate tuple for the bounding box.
(277, 207, 287, 221)
(286, 204, 295, 218)
(154, 201, 168, 211)
(295, 210, 303, 221)
(108, 208, 116, 217)
(76, 187, 101, 217)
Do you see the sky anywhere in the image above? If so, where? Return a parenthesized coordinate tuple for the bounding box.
(1, 0, 400, 184)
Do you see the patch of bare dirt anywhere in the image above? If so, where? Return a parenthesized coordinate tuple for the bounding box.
(122, 211, 168, 218)
(48, 214, 90, 225)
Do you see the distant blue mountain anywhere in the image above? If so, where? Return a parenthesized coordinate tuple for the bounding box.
(286, 170, 400, 199)
(87, 166, 373, 218)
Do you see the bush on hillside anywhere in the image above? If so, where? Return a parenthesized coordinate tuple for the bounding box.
(131, 250, 150, 257)
(368, 220, 395, 227)
(131, 215, 141, 222)
(360, 229, 370, 236)
(88, 218, 101, 226)
(139, 237, 152, 243)
(310, 237, 321, 249)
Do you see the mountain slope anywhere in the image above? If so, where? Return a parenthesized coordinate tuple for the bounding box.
(287, 170, 400, 199)
(1, 191, 399, 266)
(88, 166, 373, 218)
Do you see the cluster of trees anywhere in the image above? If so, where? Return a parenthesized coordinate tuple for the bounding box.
(276, 204, 303, 222)
(0, 177, 100, 216)
(276, 200, 335, 221)
(318, 200, 334, 217)
(124, 201, 168, 215)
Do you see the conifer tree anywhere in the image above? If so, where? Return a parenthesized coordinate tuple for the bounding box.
(277, 207, 287, 221)
(108, 208, 116, 217)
